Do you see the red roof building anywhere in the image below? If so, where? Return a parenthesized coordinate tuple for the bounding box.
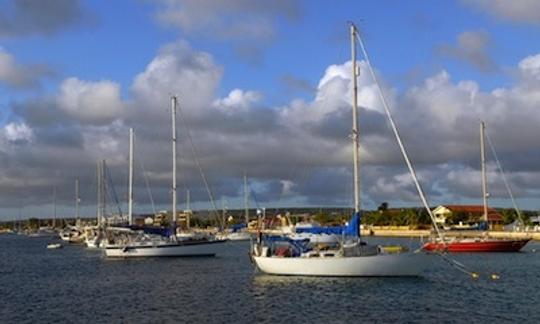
(432, 205, 503, 227)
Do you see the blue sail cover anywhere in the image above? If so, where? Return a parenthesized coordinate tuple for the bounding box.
(231, 223, 247, 232)
(295, 212, 361, 237)
(112, 225, 175, 237)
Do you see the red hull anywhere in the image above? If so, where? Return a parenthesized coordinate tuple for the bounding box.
(422, 238, 530, 252)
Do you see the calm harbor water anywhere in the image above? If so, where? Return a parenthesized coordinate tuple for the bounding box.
(1, 234, 539, 323)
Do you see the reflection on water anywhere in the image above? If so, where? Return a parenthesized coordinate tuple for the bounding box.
(1, 235, 539, 323)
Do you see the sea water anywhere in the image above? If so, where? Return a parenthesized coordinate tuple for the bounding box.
(1, 234, 539, 323)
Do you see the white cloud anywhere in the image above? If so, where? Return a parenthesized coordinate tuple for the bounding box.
(3, 122, 33, 143)
(518, 53, 540, 80)
(280, 179, 295, 196)
(4, 39, 540, 213)
(213, 89, 262, 114)
(57, 77, 125, 124)
(131, 41, 222, 114)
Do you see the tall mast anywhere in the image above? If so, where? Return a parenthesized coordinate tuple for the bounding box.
(244, 173, 249, 224)
(96, 161, 101, 225)
(186, 189, 190, 229)
(480, 121, 488, 223)
(53, 186, 57, 228)
(221, 196, 227, 229)
(128, 128, 134, 225)
(186, 189, 190, 211)
(75, 177, 80, 220)
(171, 96, 178, 224)
(350, 23, 360, 213)
(101, 160, 107, 225)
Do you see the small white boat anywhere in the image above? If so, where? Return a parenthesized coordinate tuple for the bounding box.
(105, 238, 225, 257)
(47, 243, 62, 249)
(104, 226, 226, 258)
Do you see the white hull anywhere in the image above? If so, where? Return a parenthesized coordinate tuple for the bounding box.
(85, 238, 102, 249)
(253, 252, 428, 277)
(226, 232, 252, 241)
(105, 240, 225, 257)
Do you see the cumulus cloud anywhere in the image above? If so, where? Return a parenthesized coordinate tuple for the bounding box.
(0, 47, 54, 89)
(437, 30, 498, 73)
(0, 0, 91, 38)
(131, 40, 222, 113)
(3, 39, 540, 216)
(3, 122, 33, 144)
(462, 0, 540, 24)
(57, 78, 125, 125)
(213, 89, 262, 114)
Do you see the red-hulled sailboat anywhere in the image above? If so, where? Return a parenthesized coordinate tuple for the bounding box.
(422, 236, 530, 252)
(422, 122, 531, 253)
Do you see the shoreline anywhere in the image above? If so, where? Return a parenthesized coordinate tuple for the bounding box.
(361, 229, 540, 241)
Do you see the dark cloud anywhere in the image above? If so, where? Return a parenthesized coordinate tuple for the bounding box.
(0, 48, 56, 89)
(280, 74, 316, 94)
(437, 30, 499, 73)
(461, 0, 540, 25)
(0, 0, 93, 38)
(153, 0, 301, 63)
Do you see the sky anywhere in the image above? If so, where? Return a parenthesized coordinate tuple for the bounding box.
(1, 0, 540, 220)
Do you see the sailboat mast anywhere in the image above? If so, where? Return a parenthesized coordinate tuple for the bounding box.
(480, 121, 488, 223)
(186, 189, 190, 210)
(244, 173, 249, 224)
(53, 186, 56, 228)
(128, 128, 134, 225)
(186, 189, 191, 229)
(75, 177, 80, 220)
(96, 161, 101, 225)
(171, 96, 178, 224)
(101, 160, 107, 225)
(350, 24, 360, 213)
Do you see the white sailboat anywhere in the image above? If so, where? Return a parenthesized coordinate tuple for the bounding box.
(251, 23, 431, 277)
(218, 173, 253, 241)
(105, 97, 225, 257)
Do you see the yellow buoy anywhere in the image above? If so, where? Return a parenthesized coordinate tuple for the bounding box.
(491, 274, 500, 280)
(471, 272, 479, 279)
(381, 245, 408, 253)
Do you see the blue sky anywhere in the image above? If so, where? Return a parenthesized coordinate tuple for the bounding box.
(4, 0, 538, 104)
(1, 0, 540, 219)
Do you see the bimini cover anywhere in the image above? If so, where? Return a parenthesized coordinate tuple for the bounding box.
(263, 235, 311, 253)
(295, 212, 361, 237)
